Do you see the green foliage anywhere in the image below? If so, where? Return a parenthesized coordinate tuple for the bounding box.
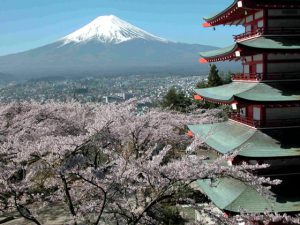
(220, 71, 232, 85)
(196, 65, 232, 89)
(148, 204, 187, 225)
(193, 99, 218, 109)
(147, 186, 208, 224)
(195, 79, 206, 89)
(207, 64, 222, 87)
(194, 65, 232, 109)
(177, 185, 209, 204)
(161, 87, 192, 112)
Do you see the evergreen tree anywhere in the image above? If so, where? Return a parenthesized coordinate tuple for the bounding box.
(207, 64, 222, 87)
(220, 70, 232, 84)
(194, 65, 225, 109)
(161, 87, 192, 112)
(195, 79, 206, 89)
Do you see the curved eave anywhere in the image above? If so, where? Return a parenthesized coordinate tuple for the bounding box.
(188, 121, 300, 158)
(199, 44, 239, 62)
(241, 36, 300, 50)
(203, 0, 300, 27)
(199, 37, 300, 63)
(235, 82, 300, 102)
(203, 0, 238, 21)
(196, 177, 300, 213)
(203, 0, 256, 27)
(194, 82, 257, 104)
(194, 82, 300, 104)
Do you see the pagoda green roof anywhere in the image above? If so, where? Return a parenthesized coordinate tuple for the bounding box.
(203, 0, 300, 24)
(188, 121, 300, 158)
(200, 37, 300, 59)
(194, 81, 300, 103)
(200, 44, 237, 59)
(241, 36, 300, 49)
(203, 0, 238, 22)
(196, 177, 300, 213)
(194, 82, 255, 102)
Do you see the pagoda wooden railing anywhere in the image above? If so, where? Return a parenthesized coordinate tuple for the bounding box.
(230, 113, 300, 128)
(232, 72, 300, 81)
(234, 27, 300, 41)
(230, 113, 261, 127)
(232, 73, 260, 81)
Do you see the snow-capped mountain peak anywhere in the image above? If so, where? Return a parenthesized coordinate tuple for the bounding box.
(62, 15, 168, 44)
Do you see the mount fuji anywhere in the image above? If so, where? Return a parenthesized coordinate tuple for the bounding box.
(0, 15, 224, 81)
(63, 15, 168, 45)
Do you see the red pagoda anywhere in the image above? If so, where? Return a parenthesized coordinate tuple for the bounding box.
(188, 0, 300, 223)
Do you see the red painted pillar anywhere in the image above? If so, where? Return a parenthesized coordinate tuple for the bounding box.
(261, 105, 266, 127)
(263, 53, 268, 80)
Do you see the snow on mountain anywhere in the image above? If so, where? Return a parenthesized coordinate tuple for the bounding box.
(0, 15, 226, 81)
(62, 15, 168, 45)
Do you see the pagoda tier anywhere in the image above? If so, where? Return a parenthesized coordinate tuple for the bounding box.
(199, 37, 300, 82)
(194, 81, 300, 103)
(194, 81, 300, 128)
(188, 121, 300, 160)
(192, 0, 300, 221)
(203, 0, 300, 42)
(196, 175, 300, 215)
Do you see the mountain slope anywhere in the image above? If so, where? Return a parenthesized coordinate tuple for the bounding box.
(0, 15, 233, 81)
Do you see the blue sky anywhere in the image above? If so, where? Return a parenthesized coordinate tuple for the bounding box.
(0, 0, 243, 56)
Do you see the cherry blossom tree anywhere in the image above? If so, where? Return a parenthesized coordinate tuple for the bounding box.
(0, 101, 280, 225)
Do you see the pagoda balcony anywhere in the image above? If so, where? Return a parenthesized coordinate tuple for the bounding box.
(233, 27, 300, 42)
(229, 113, 262, 127)
(232, 73, 260, 81)
(229, 113, 300, 128)
(232, 72, 300, 81)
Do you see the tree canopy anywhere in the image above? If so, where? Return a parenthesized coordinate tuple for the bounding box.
(161, 87, 192, 112)
(196, 64, 232, 89)
(0, 101, 292, 225)
(207, 64, 222, 87)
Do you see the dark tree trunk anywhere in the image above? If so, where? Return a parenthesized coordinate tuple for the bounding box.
(60, 172, 77, 225)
